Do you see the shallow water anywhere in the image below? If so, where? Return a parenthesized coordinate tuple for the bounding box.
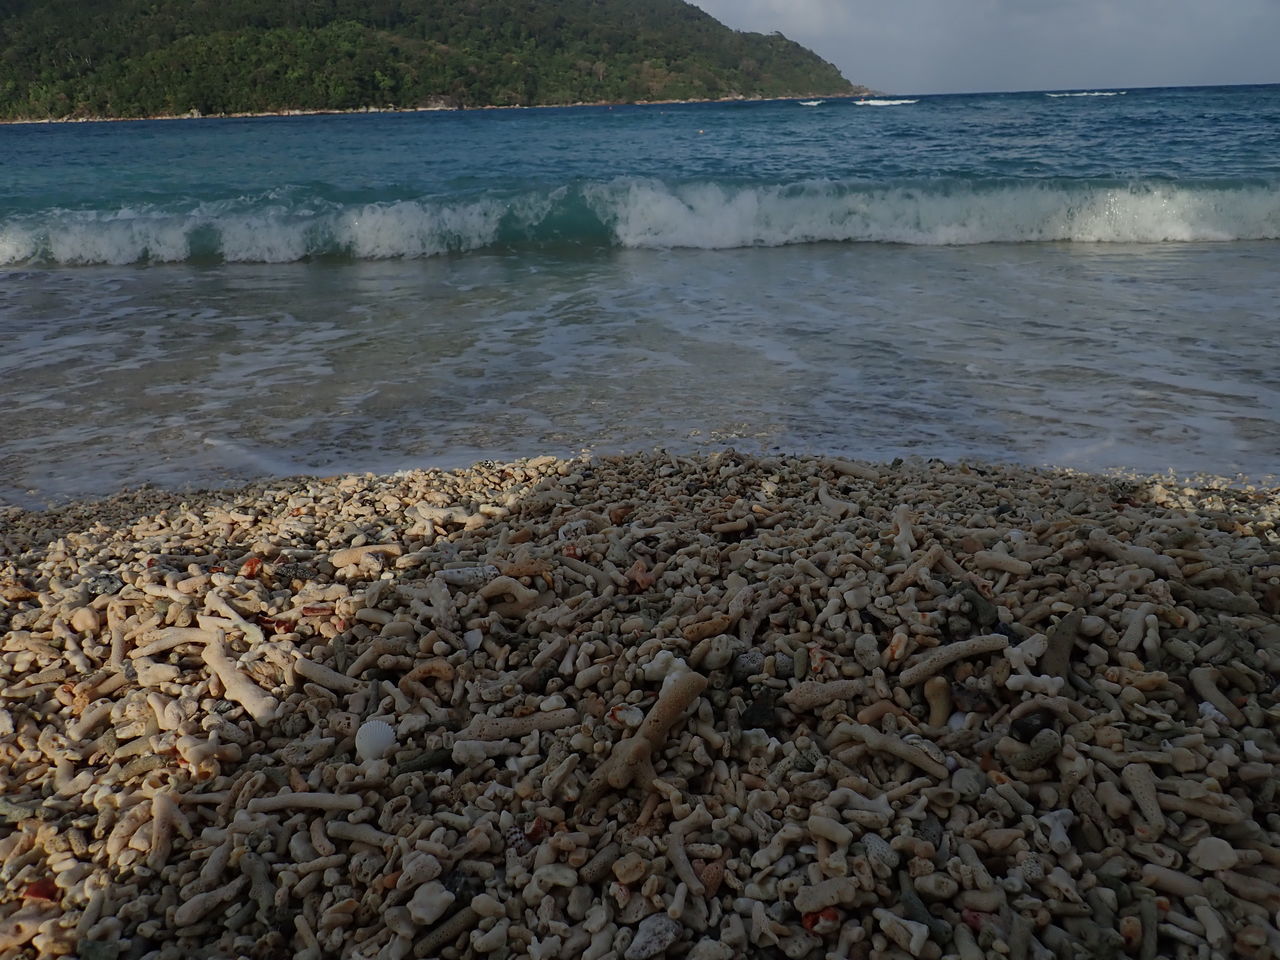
(3, 238, 1276, 506)
(2, 87, 1279, 506)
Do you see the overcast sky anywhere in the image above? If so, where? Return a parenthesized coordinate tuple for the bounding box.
(689, 0, 1280, 94)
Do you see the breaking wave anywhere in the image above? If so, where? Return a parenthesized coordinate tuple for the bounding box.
(1046, 91, 1126, 98)
(3, 176, 1278, 265)
(855, 99, 919, 106)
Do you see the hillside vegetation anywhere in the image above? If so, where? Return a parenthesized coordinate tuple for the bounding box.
(0, 0, 859, 120)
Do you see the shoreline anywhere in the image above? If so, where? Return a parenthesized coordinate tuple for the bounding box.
(0, 90, 868, 127)
(2, 449, 1274, 528)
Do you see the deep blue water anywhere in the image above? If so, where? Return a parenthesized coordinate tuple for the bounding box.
(1, 85, 1277, 503)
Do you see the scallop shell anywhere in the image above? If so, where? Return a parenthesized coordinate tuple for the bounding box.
(354, 719, 397, 763)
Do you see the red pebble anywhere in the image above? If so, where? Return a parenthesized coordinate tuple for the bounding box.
(23, 878, 59, 901)
(802, 906, 841, 933)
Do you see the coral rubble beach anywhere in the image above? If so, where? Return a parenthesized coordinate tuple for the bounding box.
(2, 449, 1280, 959)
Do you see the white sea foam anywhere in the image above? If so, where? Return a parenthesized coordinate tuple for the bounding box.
(855, 99, 919, 106)
(216, 209, 312, 263)
(1046, 91, 1126, 97)
(3, 178, 1278, 265)
(337, 198, 506, 259)
(0, 194, 536, 265)
(0, 226, 38, 264)
(40, 209, 191, 265)
(590, 179, 1280, 248)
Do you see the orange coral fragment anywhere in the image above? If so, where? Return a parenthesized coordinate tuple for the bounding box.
(802, 906, 841, 934)
(498, 557, 552, 579)
(626, 559, 655, 591)
(525, 816, 548, 845)
(696, 858, 726, 898)
(1119, 915, 1142, 951)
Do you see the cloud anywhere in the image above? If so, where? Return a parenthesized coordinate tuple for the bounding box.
(690, 0, 1280, 93)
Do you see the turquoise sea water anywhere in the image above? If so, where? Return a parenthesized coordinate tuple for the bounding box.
(2, 85, 1278, 504)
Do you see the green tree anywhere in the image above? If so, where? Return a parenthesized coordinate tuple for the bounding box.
(0, 0, 861, 120)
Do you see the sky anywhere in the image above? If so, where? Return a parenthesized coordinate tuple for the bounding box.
(689, 0, 1280, 95)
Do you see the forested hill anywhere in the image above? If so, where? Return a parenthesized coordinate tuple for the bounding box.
(0, 0, 861, 120)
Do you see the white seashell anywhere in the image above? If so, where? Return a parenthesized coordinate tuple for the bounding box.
(354, 719, 397, 763)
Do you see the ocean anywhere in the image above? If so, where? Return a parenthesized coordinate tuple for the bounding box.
(2, 84, 1278, 507)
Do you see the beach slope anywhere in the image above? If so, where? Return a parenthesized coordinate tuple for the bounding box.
(2, 451, 1278, 957)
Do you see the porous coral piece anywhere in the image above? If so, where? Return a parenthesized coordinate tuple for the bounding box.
(782, 678, 866, 712)
(330, 543, 404, 568)
(200, 629, 279, 724)
(794, 877, 863, 915)
(898, 633, 1009, 687)
(831, 722, 949, 779)
(578, 669, 708, 809)
(625, 913, 681, 960)
(1011, 728, 1063, 771)
(461, 707, 580, 741)
(1121, 762, 1166, 838)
